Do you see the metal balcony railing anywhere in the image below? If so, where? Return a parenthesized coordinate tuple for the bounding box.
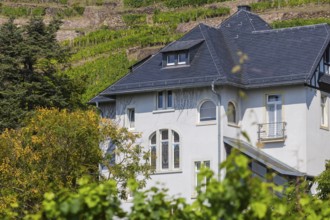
(258, 122, 287, 142)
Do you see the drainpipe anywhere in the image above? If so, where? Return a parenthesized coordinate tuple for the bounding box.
(211, 78, 222, 181)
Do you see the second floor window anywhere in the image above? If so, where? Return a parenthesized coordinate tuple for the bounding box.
(157, 91, 173, 110)
(165, 52, 188, 66)
(321, 95, 328, 128)
(227, 101, 237, 124)
(267, 95, 282, 137)
(127, 108, 135, 129)
(199, 100, 216, 122)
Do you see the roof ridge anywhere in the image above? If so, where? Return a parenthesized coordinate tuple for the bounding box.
(199, 24, 223, 78)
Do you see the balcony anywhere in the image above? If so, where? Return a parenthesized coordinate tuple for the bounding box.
(258, 122, 287, 142)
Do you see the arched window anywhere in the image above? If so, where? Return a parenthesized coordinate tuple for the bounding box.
(199, 100, 216, 121)
(227, 102, 237, 124)
(149, 129, 181, 171)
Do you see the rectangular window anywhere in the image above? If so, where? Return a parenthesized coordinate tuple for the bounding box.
(194, 160, 210, 188)
(127, 108, 135, 129)
(321, 95, 328, 128)
(157, 91, 173, 110)
(167, 91, 173, 108)
(267, 95, 282, 137)
(178, 53, 188, 65)
(161, 130, 169, 169)
(167, 54, 176, 66)
(157, 92, 164, 109)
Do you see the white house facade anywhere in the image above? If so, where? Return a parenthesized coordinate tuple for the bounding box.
(90, 6, 330, 201)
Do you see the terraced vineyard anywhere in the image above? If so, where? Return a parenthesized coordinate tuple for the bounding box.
(1, 0, 328, 104)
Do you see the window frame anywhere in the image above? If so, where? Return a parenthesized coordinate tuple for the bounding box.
(127, 108, 135, 129)
(149, 129, 181, 172)
(266, 94, 283, 137)
(192, 160, 210, 197)
(198, 100, 216, 122)
(321, 94, 329, 129)
(227, 101, 238, 125)
(156, 90, 174, 110)
(165, 51, 189, 67)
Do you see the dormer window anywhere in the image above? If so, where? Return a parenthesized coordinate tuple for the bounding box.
(178, 53, 188, 65)
(165, 52, 188, 67)
(160, 39, 204, 68)
(167, 54, 176, 66)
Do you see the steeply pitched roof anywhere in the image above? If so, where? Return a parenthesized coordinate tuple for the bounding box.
(160, 39, 204, 52)
(93, 8, 330, 99)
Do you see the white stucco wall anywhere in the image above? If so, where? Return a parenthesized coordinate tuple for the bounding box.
(100, 84, 330, 201)
(240, 86, 308, 173)
(306, 88, 330, 176)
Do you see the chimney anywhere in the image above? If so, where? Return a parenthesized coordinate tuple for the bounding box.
(237, 5, 251, 12)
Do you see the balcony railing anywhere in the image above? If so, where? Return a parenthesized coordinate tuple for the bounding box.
(258, 122, 287, 142)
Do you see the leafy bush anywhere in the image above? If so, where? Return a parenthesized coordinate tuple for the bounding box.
(122, 14, 147, 26)
(164, 0, 230, 8)
(123, 0, 163, 8)
(250, 0, 329, 12)
(73, 5, 85, 15)
(271, 18, 330, 28)
(34, 149, 330, 219)
(153, 7, 230, 24)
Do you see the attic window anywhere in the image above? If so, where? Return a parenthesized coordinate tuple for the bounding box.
(165, 52, 188, 67)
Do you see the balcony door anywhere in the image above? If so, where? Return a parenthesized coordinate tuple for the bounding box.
(267, 95, 282, 137)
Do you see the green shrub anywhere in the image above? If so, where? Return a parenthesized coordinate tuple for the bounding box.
(164, 0, 231, 8)
(73, 5, 85, 15)
(153, 7, 230, 24)
(271, 18, 330, 28)
(122, 14, 147, 26)
(251, 0, 329, 12)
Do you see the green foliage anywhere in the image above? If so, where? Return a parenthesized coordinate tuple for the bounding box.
(271, 18, 330, 28)
(122, 14, 147, 26)
(250, 0, 328, 12)
(69, 25, 180, 62)
(72, 5, 85, 16)
(164, 0, 230, 8)
(64, 52, 133, 103)
(0, 18, 83, 131)
(0, 6, 45, 17)
(38, 178, 125, 219)
(316, 160, 330, 200)
(123, 0, 163, 8)
(0, 109, 102, 217)
(35, 149, 330, 219)
(0, 108, 153, 218)
(153, 7, 230, 24)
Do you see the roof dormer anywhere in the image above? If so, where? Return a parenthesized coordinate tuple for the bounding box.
(160, 39, 204, 68)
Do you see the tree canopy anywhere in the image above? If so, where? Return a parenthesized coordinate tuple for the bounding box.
(0, 17, 83, 132)
(0, 108, 152, 218)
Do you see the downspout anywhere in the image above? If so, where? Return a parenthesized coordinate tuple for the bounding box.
(211, 78, 222, 181)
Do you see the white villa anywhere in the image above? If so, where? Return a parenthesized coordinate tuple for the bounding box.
(90, 6, 330, 201)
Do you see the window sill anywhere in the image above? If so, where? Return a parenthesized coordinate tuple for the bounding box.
(196, 121, 216, 126)
(151, 170, 182, 175)
(320, 125, 329, 131)
(163, 64, 190, 69)
(152, 109, 175, 114)
(228, 123, 240, 128)
(259, 137, 286, 143)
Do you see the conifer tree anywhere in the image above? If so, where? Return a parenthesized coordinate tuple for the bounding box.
(0, 17, 83, 132)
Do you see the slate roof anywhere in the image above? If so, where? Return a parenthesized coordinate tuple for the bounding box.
(160, 39, 204, 52)
(224, 136, 304, 177)
(92, 8, 330, 101)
